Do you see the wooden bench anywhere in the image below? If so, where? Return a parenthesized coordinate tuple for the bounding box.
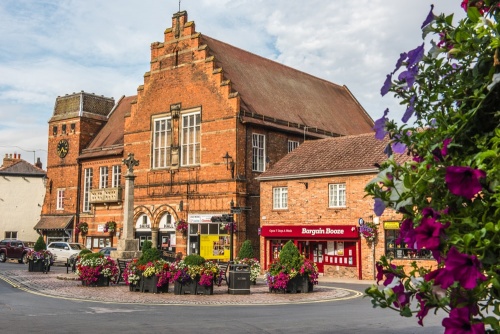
(117, 258, 132, 284)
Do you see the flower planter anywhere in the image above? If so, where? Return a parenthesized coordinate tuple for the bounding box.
(197, 284, 214, 295)
(141, 275, 169, 293)
(174, 278, 199, 295)
(28, 259, 49, 272)
(286, 275, 312, 293)
(82, 274, 110, 287)
(129, 282, 141, 292)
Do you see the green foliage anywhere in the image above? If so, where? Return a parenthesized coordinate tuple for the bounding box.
(237, 240, 254, 259)
(278, 241, 302, 272)
(142, 240, 152, 251)
(34, 235, 46, 252)
(138, 248, 161, 265)
(183, 254, 205, 266)
(81, 252, 104, 260)
(79, 249, 92, 257)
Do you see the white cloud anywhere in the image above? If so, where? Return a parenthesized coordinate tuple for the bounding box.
(0, 0, 464, 168)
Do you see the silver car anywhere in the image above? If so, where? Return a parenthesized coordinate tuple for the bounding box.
(46, 242, 87, 263)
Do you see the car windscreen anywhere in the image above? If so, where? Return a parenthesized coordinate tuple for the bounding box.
(25, 242, 35, 248)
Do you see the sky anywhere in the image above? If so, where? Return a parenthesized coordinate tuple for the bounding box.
(0, 0, 465, 168)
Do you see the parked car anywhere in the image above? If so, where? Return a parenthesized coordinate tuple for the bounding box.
(98, 247, 117, 257)
(46, 242, 87, 263)
(0, 240, 34, 263)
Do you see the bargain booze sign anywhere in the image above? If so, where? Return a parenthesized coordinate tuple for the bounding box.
(260, 225, 359, 238)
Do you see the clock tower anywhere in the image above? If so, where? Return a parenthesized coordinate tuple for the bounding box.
(41, 91, 115, 240)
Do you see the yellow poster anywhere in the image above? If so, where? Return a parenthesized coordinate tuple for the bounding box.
(200, 235, 230, 260)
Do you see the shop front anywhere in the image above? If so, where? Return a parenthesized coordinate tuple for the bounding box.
(261, 225, 361, 279)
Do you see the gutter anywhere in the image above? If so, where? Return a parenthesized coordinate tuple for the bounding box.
(256, 168, 378, 181)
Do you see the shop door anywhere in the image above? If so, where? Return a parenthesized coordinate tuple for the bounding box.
(311, 241, 327, 273)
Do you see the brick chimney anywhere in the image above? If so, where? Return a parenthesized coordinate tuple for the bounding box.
(2, 153, 21, 168)
(35, 157, 43, 169)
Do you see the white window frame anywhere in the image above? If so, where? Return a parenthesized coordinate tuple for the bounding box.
(181, 111, 200, 166)
(288, 140, 299, 153)
(112, 165, 121, 188)
(152, 117, 172, 169)
(99, 166, 108, 189)
(329, 183, 346, 208)
(273, 187, 288, 209)
(56, 189, 65, 210)
(83, 168, 93, 212)
(252, 133, 265, 172)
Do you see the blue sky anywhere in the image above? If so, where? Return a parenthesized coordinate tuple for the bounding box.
(0, 0, 463, 168)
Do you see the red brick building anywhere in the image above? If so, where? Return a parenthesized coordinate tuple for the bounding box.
(38, 11, 374, 259)
(258, 133, 433, 279)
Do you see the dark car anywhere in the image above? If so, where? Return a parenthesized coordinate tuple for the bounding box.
(0, 240, 35, 263)
(98, 247, 117, 257)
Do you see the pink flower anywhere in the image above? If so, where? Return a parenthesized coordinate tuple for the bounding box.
(442, 307, 485, 334)
(445, 247, 487, 290)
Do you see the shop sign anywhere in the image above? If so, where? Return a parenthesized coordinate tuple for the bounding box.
(260, 225, 359, 238)
(384, 221, 400, 230)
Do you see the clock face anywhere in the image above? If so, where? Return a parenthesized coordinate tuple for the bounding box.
(56, 139, 69, 158)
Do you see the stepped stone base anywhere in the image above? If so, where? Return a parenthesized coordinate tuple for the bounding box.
(110, 239, 141, 259)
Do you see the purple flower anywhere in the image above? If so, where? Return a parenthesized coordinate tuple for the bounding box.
(398, 66, 418, 89)
(416, 292, 433, 326)
(374, 198, 386, 216)
(402, 95, 416, 123)
(375, 262, 384, 284)
(392, 282, 411, 308)
(393, 52, 407, 73)
(397, 219, 416, 248)
(407, 43, 425, 68)
(445, 247, 487, 290)
(421, 5, 435, 29)
(425, 267, 455, 290)
(381, 74, 392, 96)
(442, 307, 485, 334)
(445, 166, 486, 199)
(441, 138, 452, 156)
(414, 214, 448, 251)
(374, 108, 389, 140)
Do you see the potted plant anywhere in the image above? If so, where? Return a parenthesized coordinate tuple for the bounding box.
(27, 236, 54, 272)
(137, 243, 170, 293)
(123, 258, 142, 291)
(266, 241, 318, 293)
(76, 252, 119, 287)
(76, 222, 88, 235)
(171, 254, 222, 295)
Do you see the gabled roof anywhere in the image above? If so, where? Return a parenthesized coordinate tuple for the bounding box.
(79, 95, 135, 160)
(258, 133, 407, 180)
(0, 160, 46, 177)
(202, 35, 374, 136)
(34, 215, 74, 231)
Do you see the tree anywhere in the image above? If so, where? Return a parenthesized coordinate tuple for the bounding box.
(365, 2, 500, 332)
(34, 235, 46, 252)
(237, 240, 254, 259)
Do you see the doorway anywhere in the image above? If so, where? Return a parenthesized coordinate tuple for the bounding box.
(297, 241, 327, 273)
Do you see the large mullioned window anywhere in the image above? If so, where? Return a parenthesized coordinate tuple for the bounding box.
(181, 112, 200, 166)
(153, 117, 172, 168)
(83, 168, 93, 212)
(252, 133, 265, 172)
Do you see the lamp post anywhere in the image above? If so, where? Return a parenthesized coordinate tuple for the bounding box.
(229, 199, 235, 263)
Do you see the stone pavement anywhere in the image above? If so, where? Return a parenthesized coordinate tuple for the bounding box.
(0, 266, 375, 306)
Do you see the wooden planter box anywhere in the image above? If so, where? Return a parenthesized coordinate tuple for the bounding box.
(270, 275, 313, 294)
(28, 260, 49, 272)
(129, 282, 141, 292)
(82, 274, 110, 287)
(196, 284, 214, 295)
(174, 278, 199, 295)
(141, 275, 169, 293)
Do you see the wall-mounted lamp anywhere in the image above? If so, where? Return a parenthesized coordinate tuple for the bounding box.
(299, 181, 308, 189)
(222, 152, 235, 179)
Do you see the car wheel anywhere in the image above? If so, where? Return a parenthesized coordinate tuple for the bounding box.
(0, 253, 6, 263)
(21, 253, 28, 264)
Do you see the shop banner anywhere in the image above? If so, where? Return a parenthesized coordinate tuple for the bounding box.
(260, 225, 359, 238)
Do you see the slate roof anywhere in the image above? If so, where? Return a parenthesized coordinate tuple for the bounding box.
(0, 160, 46, 177)
(258, 133, 408, 179)
(202, 35, 374, 136)
(79, 95, 134, 160)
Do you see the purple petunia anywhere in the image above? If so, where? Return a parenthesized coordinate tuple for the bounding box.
(402, 95, 416, 123)
(374, 198, 386, 217)
(397, 218, 416, 248)
(414, 213, 448, 251)
(442, 307, 485, 334)
(421, 5, 435, 29)
(445, 247, 487, 290)
(445, 166, 486, 199)
(373, 108, 389, 140)
(381, 74, 392, 96)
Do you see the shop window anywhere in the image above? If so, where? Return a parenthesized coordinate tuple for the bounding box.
(385, 229, 432, 260)
(270, 240, 291, 260)
(86, 236, 112, 250)
(273, 187, 288, 209)
(329, 183, 346, 208)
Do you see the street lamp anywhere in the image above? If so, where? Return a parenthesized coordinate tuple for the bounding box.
(222, 152, 235, 179)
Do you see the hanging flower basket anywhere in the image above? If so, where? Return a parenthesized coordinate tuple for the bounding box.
(359, 221, 378, 243)
(76, 222, 89, 235)
(175, 219, 188, 234)
(105, 221, 117, 233)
